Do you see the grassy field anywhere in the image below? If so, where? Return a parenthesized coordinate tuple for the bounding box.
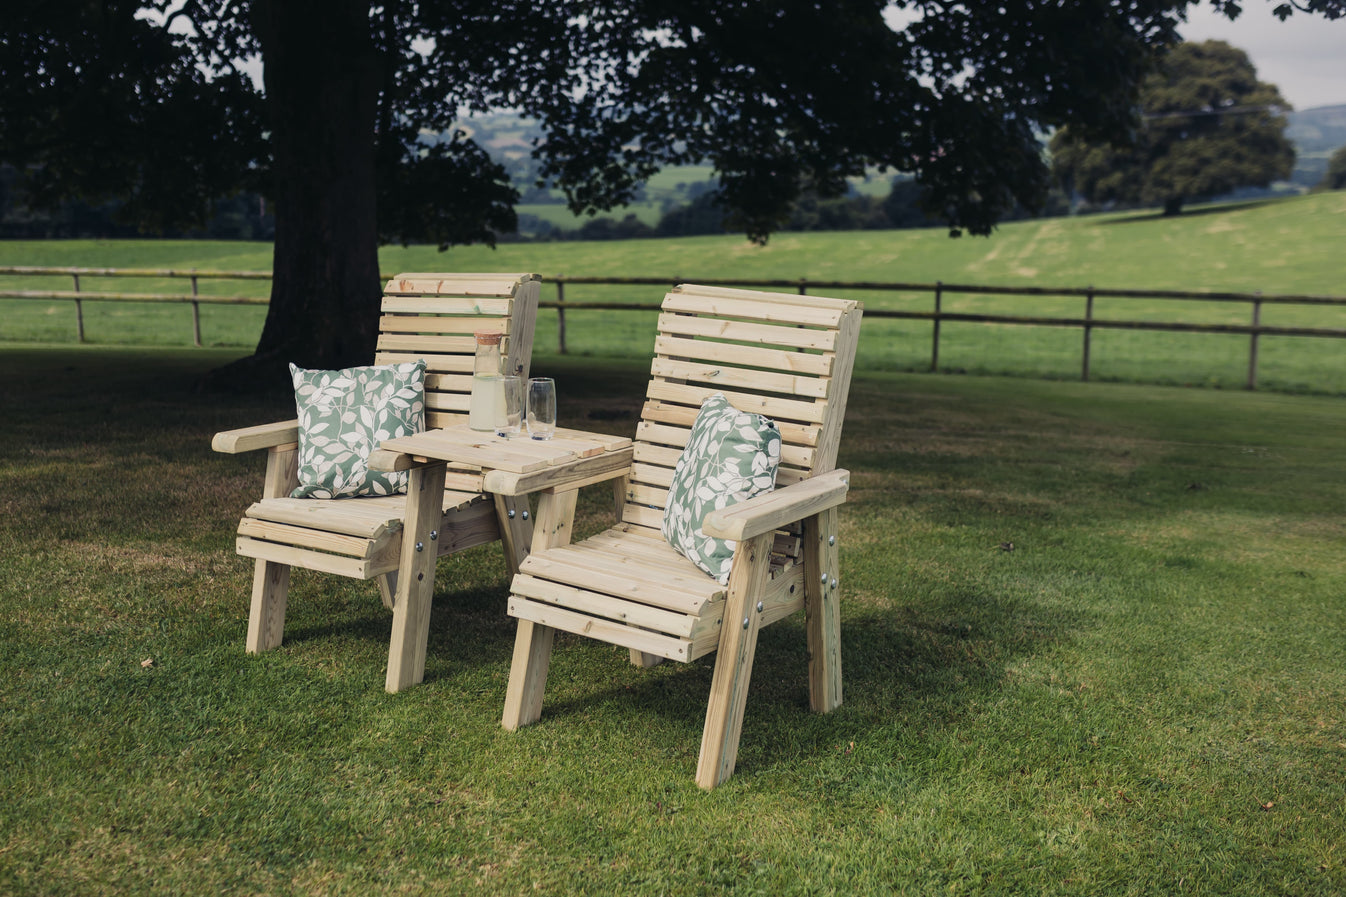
(1, 191, 1345, 392)
(1, 346, 1344, 895)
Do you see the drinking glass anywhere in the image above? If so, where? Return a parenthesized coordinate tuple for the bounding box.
(526, 377, 557, 440)
(495, 375, 523, 437)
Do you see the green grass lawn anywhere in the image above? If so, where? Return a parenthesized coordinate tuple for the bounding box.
(1, 346, 1344, 895)
(1, 191, 1345, 393)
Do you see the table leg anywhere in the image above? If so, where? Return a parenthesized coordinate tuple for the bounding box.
(501, 487, 578, 729)
(493, 494, 534, 577)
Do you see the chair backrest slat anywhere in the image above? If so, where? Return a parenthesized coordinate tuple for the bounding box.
(624, 284, 863, 558)
(373, 273, 540, 430)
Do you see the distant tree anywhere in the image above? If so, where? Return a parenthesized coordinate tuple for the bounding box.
(1323, 146, 1346, 190)
(1050, 40, 1296, 216)
(883, 179, 941, 229)
(656, 193, 728, 238)
(576, 214, 655, 241)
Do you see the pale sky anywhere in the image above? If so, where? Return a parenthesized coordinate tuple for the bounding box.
(1179, 5, 1346, 110)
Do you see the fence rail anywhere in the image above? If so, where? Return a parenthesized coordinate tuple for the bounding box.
(4, 266, 1346, 390)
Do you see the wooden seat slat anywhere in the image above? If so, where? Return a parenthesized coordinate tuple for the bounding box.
(635, 421, 815, 468)
(377, 333, 478, 354)
(509, 597, 693, 662)
(646, 381, 828, 424)
(632, 441, 682, 469)
(426, 391, 472, 413)
(246, 490, 485, 537)
(650, 357, 830, 400)
(247, 496, 404, 538)
(381, 296, 513, 316)
(662, 291, 846, 328)
(512, 574, 698, 637)
(561, 543, 696, 582)
(238, 518, 388, 557)
(374, 352, 476, 373)
(672, 283, 859, 314)
(656, 312, 839, 351)
(385, 273, 537, 297)
(377, 314, 512, 335)
(425, 373, 474, 393)
(237, 537, 396, 579)
(625, 481, 670, 509)
(567, 530, 704, 573)
(619, 504, 667, 531)
(640, 399, 822, 445)
(518, 549, 720, 615)
(427, 410, 469, 430)
(654, 335, 835, 377)
(629, 461, 676, 490)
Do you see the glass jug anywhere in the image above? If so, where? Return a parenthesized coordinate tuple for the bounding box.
(468, 331, 505, 431)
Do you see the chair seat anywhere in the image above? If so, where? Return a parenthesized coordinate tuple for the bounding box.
(506, 524, 808, 664)
(506, 526, 718, 662)
(236, 489, 495, 580)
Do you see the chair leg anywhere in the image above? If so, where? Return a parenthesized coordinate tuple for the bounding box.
(695, 532, 774, 790)
(804, 508, 843, 712)
(385, 462, 448, 693)
(502, 619, 555, 730)
(629, 648, 664, 668)
(245, 558, 289, 652)
(245, 443, 297, 653)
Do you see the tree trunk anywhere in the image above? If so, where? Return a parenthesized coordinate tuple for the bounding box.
(197, 0, 381, 393)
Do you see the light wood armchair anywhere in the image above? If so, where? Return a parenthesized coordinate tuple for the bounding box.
(500, 283, 862, 789)
(212, 273, 540, 692)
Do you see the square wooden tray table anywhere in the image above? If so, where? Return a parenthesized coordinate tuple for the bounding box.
(366, 425, 633, 690)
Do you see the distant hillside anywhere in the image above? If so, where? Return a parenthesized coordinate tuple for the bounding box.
(1286, 104, 1346, 188)
(449, 104, 1346, 233)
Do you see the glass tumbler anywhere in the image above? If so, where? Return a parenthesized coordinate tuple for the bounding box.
(526, 377, 557, 440)
(495, 376, 524, 437)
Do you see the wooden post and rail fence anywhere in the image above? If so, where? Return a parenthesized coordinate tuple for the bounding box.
(3, 266, 1345, 391)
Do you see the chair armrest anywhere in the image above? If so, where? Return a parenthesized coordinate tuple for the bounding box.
(365, 447, 452, 474)
(702, 469, 850, 542)
(212, 420, 299, 454)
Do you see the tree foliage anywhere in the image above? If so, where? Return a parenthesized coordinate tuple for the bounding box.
(1323, 146, 1346, 190)
(3, 1, 1343, 383)
(1050, 40, 1296, 215)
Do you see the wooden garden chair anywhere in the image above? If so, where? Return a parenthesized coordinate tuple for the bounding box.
(212, 273, 540, 692)
(500, 283, 862, 789)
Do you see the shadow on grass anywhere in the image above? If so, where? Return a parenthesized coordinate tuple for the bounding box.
(1091, 197, 1283, 226)
(525, 580, 1082, 778)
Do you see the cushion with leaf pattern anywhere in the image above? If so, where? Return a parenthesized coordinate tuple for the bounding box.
(289, 360, 427, 499)
(662, 393, 781, 583)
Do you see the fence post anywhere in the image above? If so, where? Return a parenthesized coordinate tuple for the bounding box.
(798, 279, 808, 296)
(1082, 287, 1095, 382)
(556, 280, 567, 355)
(931, 282, 943, 372)
(190, 272, 202, 347)
(1247, 293, 1262, 390)
(72, 273, 85, 343)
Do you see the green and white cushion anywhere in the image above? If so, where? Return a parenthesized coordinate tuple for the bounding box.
(289, 360, 427, 499)
(662, 393, 781, 583)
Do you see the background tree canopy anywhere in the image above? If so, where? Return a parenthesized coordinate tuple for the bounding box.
(2, 0, 1343, 386)
(1324, 146, 1346, 190)
(1049, 40, 1297, 216)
